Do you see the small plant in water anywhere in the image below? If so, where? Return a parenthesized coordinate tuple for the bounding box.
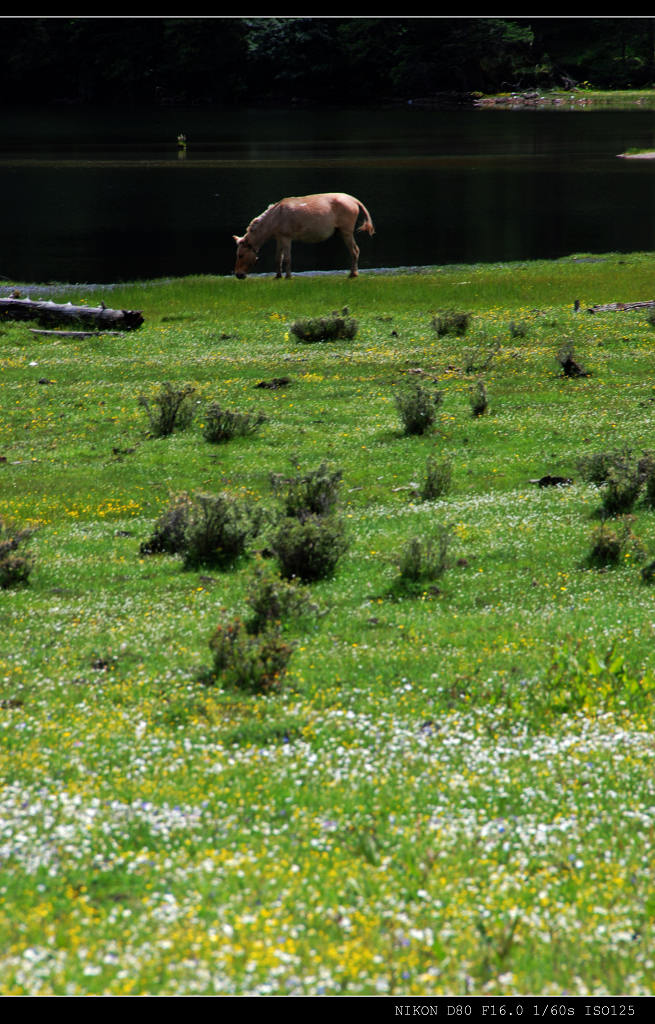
(138, 382, 196, 437)
(395, 382, 443, 436)
(0, 517, 34, 588)
(202, 402, 266, 444)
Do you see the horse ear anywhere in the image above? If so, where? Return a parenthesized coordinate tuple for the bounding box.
(233, 234, 243, 244)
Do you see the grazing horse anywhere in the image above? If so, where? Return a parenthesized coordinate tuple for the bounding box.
(233, 192, 375, 279)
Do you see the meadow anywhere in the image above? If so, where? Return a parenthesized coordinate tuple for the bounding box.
(2, 252, 655, 995)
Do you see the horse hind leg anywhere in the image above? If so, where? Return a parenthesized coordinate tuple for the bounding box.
(340, 230, 360, 278)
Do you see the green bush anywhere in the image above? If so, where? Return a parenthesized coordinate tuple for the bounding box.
(395, 382, 443, 436)
(290, 310, 357, 343)
(209, 618, 293, 694)
(470, 379, 488, 417)
(245, 560, 321, 635)
(139, 492, 194, 555)
(270, 460, 343, 519)
(432, 309, 471, 336)
(202, 402, 266, 444)
(394, 526, 453, 592)
(273, 514, 349, 582)
(419, 455, 452, 501)
(138, 382, 196, 437)
(0, 518, 34, 589)
(140, 491, 263, 569)
(587, 517, 641, 568)
(182, 493, 264, 570)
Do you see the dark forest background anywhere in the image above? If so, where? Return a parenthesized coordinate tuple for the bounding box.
(3, 17, 655, 108)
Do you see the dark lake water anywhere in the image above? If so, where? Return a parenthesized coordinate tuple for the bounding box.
(4, 104, 655, 284)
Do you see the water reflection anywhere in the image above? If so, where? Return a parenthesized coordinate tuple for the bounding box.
(2, 105, 655, 283)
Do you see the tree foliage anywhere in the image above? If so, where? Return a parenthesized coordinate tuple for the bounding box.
(3, 17, 655, 106)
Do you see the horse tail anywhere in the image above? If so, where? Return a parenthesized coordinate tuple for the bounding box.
(356, 200, 375, 236)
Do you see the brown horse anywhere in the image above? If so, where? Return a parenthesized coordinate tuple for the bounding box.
(233, 192, 375, 279)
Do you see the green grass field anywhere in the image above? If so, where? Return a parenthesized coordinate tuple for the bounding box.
(2, 252, 655, 995)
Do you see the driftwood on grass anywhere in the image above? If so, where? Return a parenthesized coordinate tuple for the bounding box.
(587, 299, 655, 314)
(0, 295, 144, 331)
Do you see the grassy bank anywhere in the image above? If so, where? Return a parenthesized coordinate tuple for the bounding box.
(2, 252, 655, 995)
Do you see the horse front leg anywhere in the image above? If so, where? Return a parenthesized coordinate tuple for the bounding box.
(275, 238, 293, 278)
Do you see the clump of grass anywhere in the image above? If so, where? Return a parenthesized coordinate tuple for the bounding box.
(470, 379, 488, 417)
(432, 309, 471, 336)
(587, 517, 641, 568)
(509, 319, 527, 338)
(556, 339, 590, 378)
(182, 493, 264, 570)
(601, 460, 643, 516)
(462, 339, 500, 373)
(0, 517, 34, 589)
(270, 460, 343, 519)
(419, 455, 452, 501)
(245, 559, 321, 634)
(140, 491, 263, 569)
(138, 382, 196, 437)
(577, 447, 650, 515)
(390, 526, 453, 596)
(290, 308, 357, 343)
(395, 382, 443, 436)
(272, 514, 349, 582)
(139, 492, 193, 555)
(202, 402, 266, 444)
(208, 618, 293, 694)
(577, 448, 633, 486)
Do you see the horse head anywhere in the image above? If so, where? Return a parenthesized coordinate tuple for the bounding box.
(233, 235, 258, 279)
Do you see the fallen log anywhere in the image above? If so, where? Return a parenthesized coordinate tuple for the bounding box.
(587, 299, 655, 314)
(0, 296, 144, 330)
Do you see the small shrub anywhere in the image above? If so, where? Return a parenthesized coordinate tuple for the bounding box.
(270, 460, 343, 519)
(395, 526, 453, 588)
(577, 448, 633, 486)
(587, 517, 641, 569)
(470, 379, 488, 417)
(183, 492, 264, 570)
(432, 309, 471, 336)
(601, 460, 643, 516)
(202, 402, 267, 444)
(556, 340, 590, 378)
(290, 309, 357, 343)
(641, 558, 655, 583)
(273, 514, 349, 582)
(462, 339, 500, 373)
(140, 491, 263, 568)
(209, 618, 293, 694)
(0, 518, 34, 589)
(640, 450, 655, 508)
(508, 320, 527, 338)
(140, 491, 193, 555)
(138, 382, 196, 437)
(419, 455, 452, 501)
(245, 560, 321, 634)
(395, 382, 443, 436)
